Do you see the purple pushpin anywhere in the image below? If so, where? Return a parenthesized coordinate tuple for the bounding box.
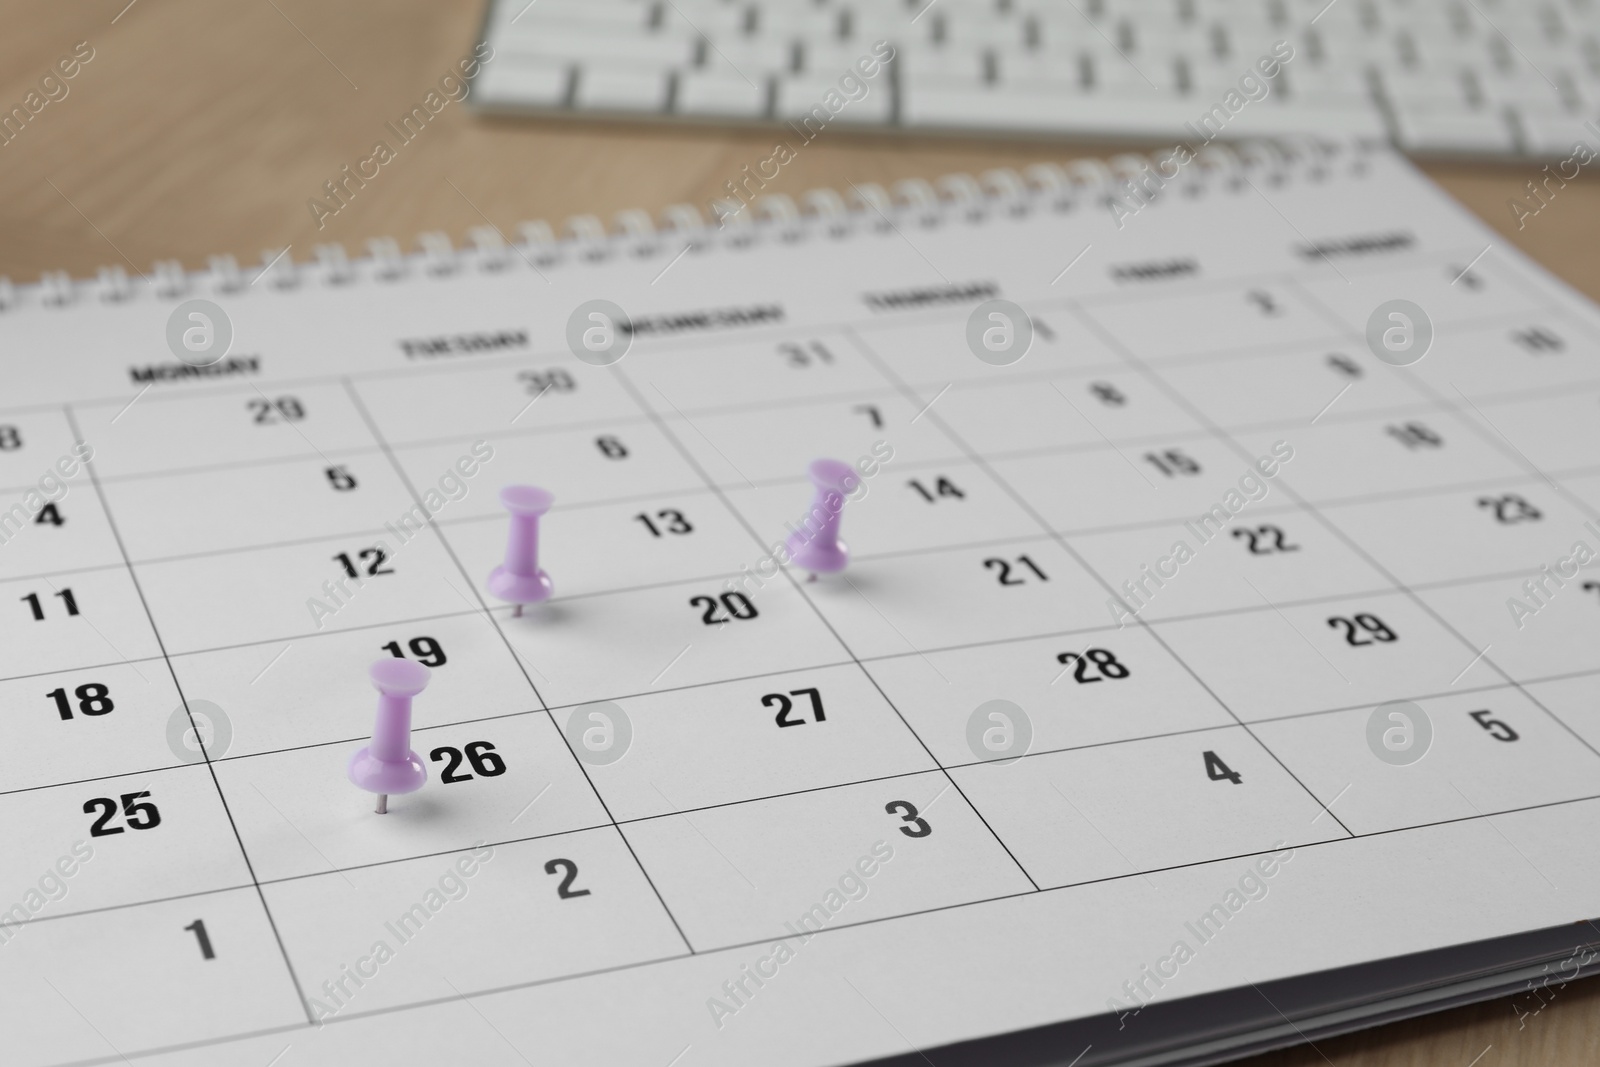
(786, 459, 858, 578)
(487, 485, 555, 617)
(348, 659, 430, 814)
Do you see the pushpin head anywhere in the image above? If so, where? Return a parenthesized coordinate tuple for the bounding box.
(807, 458, 859, 495)
(498, 484, 554, 517)
(488, 484, 555, 608)
(368, 658, 430, 697)
(348, 659, 430, 805)
(787, 458, 857, 575)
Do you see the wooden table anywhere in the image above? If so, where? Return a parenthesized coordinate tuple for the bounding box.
(5, 2, 1599, 1064)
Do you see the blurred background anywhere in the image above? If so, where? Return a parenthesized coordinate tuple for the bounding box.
(4, 0, 1598, 302)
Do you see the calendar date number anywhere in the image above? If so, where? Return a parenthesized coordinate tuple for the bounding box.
(85, 791, 161, 836)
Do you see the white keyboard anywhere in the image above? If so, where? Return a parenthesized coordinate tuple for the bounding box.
(473, 0, 1600, 158)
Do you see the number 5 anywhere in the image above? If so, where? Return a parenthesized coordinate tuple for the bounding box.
(1469, 709, 1519, 742)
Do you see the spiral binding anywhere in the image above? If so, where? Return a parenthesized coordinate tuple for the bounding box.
(1, 137, 1364, 311)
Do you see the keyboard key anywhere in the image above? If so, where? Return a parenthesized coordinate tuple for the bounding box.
(776, 75, 892, 122)
(576, 67, 670, 111)
(1392, 106, 1517, 153)
(677, 72, 768, 117)
(477, 57, 570, 106)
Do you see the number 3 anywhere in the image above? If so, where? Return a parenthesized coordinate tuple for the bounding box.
(885, 800, 931, 838)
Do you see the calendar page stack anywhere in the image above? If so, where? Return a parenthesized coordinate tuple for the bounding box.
(3, 139, 1600, 1067)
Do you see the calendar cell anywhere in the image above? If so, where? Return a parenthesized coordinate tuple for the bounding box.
(1324, 480, 1591, 587)
(622, 771, 1034, 950)
(76, 382, 378, 478)
(1406, 311, 1600, 399)
(854, 307, 1122, 389)
(443, 490, 754, 601)
(1298, 257, 1546, 331)
(1520, 674, 1600, 755)
(0, 480, 123, 581)
(497, 576, 846, 708)
(0, 889, 304, 1065)
(0, 764, 252, 914)
(1234, 413, 1523, 504)
(264, 830, 687, 1014)
(867, 629, 1236, 766)
(950, 726, 1344, 889)
(1070, 505, 1390, 622)
(801, 538, 1111, 660)
(725, 458, 1041, 559)
(1557, 471, 1600, 516)
(354, 355, 643, 445)
(993, 434, 1272, 532)
(0, 663, 186, 791)
(217, 712, 609, 882)
(658, 390, 961, 487)
(573, 664, 936, 821)
(1155, 344, 1431, 431)
(1419, 574, 1600, 683)
(1156, 591, 1503, 722)
(1080, 283, 1336, 361)
(0, 409, 80, 492)
(0, 567, 163, 675)
(625, 330, 888, 410)
(167, 611, 539, 760)
(1438, 389, 1600, 478)
(1251, 689, 1600, 835)
(932, 372, 1207, 458)
(392, 421, 706, 519)
(133, 529, 474, 653)
(100, 449, 415, 562)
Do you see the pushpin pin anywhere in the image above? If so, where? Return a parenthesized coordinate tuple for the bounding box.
(786, 459, 858, 578)
(488, 485, 555, 617)
(348, 659, 430, 814)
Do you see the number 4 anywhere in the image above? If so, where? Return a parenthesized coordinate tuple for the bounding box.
(1203, 750, 1242, 784)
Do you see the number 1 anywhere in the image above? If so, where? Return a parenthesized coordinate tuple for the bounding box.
(184, 919, 216, 959)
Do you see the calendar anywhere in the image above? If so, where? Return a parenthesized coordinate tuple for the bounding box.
(4, 140, 1600, 1067)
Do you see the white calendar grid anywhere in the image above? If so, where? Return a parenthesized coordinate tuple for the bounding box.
(5, 164, 1600, 1065)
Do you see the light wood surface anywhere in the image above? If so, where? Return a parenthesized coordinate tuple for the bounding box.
(5, 2, 1599, 1064)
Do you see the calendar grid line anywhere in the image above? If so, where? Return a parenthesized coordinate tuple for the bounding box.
(0, 652, 1561, 818)
(605, 359, 1048, 893)
(22, 774, 1600, 959)
(1075, 288, 1600, 773)
(10, 443, 1598, 592)
(338, 375, 700, 958)
(2, 552, 1585, 713)
(1278, 275, 1600, 769)
(33, 367, 1600, 536)
(842, 327, 1359, 839)
(43, 783, 1600, 1067)
(59, 403, 317, 1028)
(17, 248, 1551, 421)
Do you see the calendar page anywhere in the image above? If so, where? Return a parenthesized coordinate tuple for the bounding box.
(3, 141, 1600, 1067)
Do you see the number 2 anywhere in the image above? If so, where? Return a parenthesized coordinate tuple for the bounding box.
(544, 858, 591, 898)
